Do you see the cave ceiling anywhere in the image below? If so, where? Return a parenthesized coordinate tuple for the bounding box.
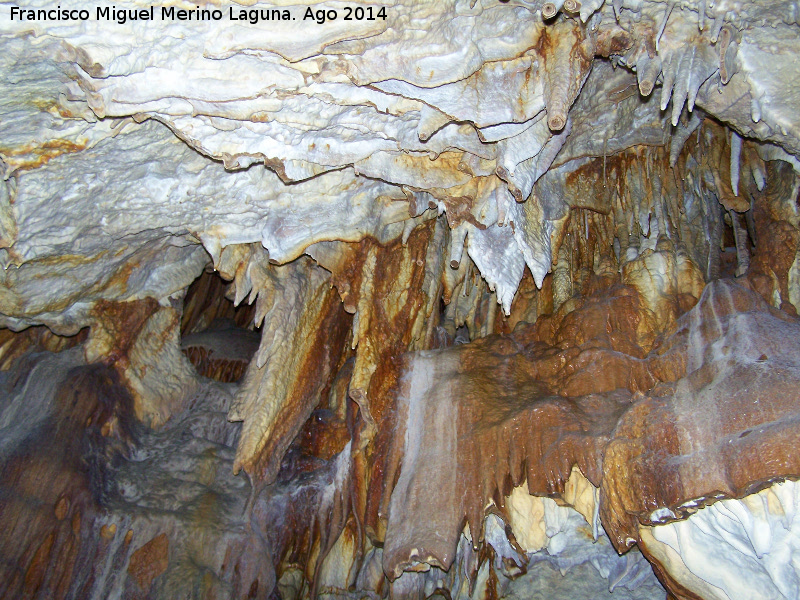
(1, 1, 800, 599)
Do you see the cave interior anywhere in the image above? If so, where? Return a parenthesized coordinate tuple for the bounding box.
(2, 1, 800, 599)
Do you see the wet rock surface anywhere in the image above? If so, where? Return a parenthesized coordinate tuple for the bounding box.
(3, 0, 800, 598)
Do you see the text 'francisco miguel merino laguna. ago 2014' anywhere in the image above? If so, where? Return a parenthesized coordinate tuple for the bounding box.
(9, 5, 389, 25)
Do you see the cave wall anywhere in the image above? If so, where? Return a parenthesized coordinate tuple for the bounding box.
(2, 1, 800, 599)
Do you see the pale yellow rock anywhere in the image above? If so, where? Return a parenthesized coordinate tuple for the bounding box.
(277, 568, 305, 600)
(561, 466, 598, 533)
(622, 246, 704, 349)
(126, 307, 199, 426)
(316, 525, 359, 592)
(640, 481, 800, 600)
(506, 484, 548, 553)
(788, 246, 800, 312)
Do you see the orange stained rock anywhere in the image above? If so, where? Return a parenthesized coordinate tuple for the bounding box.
(381, 336, 634, 577)
(328, 224, 449, 541)
(0, 326, 87, 371)
(601, 280, 800, 549)
(87, 298, 158, 367)
(380, 277, 800, 579)
(87, 301, 199, 426)
(181, 270, 257, 335)
(23, 531, 56, 597)
(0, 138, 88, 172)
(54, 496, 70, 521)
(233, 258, 352, 482)
(745, 162, 800, 315)
(100, 523, 117, 540)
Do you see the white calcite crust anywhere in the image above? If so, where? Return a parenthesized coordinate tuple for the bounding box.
(3, 0, 800, 327)
(642, 480, 800, 600)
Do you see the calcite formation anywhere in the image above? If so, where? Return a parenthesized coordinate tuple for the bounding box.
(2, 0, 800, 599)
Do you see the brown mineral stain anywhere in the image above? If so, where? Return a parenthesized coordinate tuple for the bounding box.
(0, 139, 88, 171)
(54, 496, 70, 521)
(601, 280, 800, 551)
(71, 511, 81, 536)
(127, 533, 169, 591)
(88, 298, 159, 365)
(23, 531, 55, 596)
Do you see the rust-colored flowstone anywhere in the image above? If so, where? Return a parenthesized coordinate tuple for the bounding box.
(380, 279, 800, 582)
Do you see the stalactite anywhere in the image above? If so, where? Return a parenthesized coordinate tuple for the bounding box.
(730, 131, 743, 196)
(553, 237, 573, 311)
(655, 1, 674, 52)
(718, 25, 740, 84)
(541, 1, 565, 20)
(670, 113, 703, 167)
(541, 18, 594, 133)
(636, 53, 662, 97)
(4, 3, 800, 599)
(730, 210, 751, 277)
(707, 196, 723, 281)
(698, 0, 707, 30)
(231, 257, 351, 482)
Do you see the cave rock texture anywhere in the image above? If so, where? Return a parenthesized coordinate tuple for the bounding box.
(2, 0, 800, 599)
